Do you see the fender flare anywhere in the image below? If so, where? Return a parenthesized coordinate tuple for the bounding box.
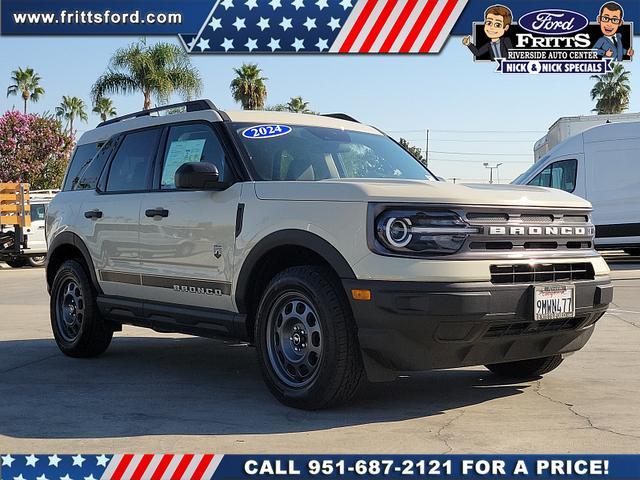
(46, 232, 101, 293)
(235, 229, 356, 313)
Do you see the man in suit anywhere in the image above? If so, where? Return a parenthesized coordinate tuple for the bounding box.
(462, 5, 513, 61)
(593, 2, 634, 61)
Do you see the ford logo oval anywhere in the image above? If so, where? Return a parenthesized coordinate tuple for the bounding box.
(518, 9, 589, 35)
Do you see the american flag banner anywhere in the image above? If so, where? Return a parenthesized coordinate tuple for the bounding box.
(0, 454, 224, 480)
(178, 0, 468, 54)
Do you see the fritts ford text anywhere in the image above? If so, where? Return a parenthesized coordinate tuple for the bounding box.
(11, 10, 182, 25)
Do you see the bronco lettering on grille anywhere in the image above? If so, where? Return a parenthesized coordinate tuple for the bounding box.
(488, 226, 588, 236)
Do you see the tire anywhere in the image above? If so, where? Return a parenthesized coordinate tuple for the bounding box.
(485, 355, 563, 379)
(255, 266, 364, 409)
(50, 259, 113, 358)
(6, 258, 27, 268)
(27, 255, 46, 268)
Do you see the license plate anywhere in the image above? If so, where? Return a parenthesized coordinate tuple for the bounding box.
(534, 284, 575, 321)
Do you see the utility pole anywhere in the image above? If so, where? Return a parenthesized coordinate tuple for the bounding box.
(483, 162, 503, 184)
(425, 129, 429, 167)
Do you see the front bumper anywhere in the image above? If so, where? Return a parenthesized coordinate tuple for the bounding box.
(343, 277, 613, 381)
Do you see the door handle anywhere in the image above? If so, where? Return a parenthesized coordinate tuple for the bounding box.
(145, 208, 169, 218)
(84, 210, 103, 219)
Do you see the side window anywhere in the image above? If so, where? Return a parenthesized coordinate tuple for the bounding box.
(550, 159, 577, 192)
(106, 128, 161, 193)
(63, 142, 100, 191)
(529, 166, 552, 187)
(160, 124, 228, 189)
(30, 204, 46, 221)
(75, 141, 114, 191)
(528, 159, 577, 192)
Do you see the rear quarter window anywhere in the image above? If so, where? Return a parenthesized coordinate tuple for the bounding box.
(63, 143, 101, 191)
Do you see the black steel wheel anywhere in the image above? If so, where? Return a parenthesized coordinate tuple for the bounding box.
(266, 292, 324, 388)
(55, 277, 85, 343)
(255, 266, 364, 409)
(50, 259, 113, 357)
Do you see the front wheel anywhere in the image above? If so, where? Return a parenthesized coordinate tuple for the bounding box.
(255, 266, 364, 409)
(50, 259, 113, 357)
(28, 255, 46, 267)
(485, 355, 563, 379)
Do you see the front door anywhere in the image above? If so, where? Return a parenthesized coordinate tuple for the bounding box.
(138, 122, 241, 312)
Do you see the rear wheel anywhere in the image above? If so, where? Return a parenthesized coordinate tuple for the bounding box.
(485, 355, 563, 379)
(255, 266, 364, 409)
(6, 258, 27, 268)
(27, 255, 46, 267)
(50, 259, 113, 357)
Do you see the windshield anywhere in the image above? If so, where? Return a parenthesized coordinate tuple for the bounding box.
(231, 123, 436, 182)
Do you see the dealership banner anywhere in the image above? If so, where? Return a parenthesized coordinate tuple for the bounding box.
(0, 0, 638, 55)
(2, 454, 640, 479)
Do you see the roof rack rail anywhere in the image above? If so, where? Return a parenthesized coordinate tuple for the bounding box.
(97, 99, 218, 127)
(322, 113, 360, 123)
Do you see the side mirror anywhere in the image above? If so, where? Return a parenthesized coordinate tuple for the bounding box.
(175, 162, 223, 190)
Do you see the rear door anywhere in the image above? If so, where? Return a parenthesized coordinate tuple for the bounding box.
(79, 127, 162, 298)
(138, 122, 241, 312)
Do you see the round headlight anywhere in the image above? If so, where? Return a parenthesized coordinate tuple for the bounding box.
(385, 217, 413, 248)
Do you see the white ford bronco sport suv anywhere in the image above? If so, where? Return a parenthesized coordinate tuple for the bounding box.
(46, 100, 613, 409)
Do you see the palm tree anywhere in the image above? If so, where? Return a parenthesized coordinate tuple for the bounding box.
(7, 67, 45, 113)
(93, 97, 117, 122)
(590, 63, 632, 114)
(92, 39, 202, 110)
(56, 96, 88, 135)
(286, 96, 313, 114)
(230, 63, 267, 110)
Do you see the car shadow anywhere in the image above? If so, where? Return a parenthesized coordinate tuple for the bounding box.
(0, 336, 528, 439)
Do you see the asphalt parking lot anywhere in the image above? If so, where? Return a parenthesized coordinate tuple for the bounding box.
(1, 257, 639, 454)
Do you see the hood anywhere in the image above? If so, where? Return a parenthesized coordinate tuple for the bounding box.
(254, 179, 592, 209)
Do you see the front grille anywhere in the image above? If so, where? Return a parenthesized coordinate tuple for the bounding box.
(490, 262, 595, 284)
(461, 209, 594, 255)
(520, 214, 554, 223)
(483, 316, 586, 338)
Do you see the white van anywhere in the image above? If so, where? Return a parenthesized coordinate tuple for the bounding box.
(514, 121, 640, 254)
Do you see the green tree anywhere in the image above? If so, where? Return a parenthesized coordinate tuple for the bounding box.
(6, 67, 45, 114)
(92, 39, 202, 110)
(230, 63, 267, 110)
(286, 96, 313, 114)
(56, 96, 88, 135)
(590, 63, 632, 114)
(93, 97, 117, 122)
(399, 138, 426, 165)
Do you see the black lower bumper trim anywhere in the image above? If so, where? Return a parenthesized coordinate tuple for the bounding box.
(342, 277, 612, 381)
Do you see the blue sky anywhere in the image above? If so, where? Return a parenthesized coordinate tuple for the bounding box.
(1, 35, 637, 182)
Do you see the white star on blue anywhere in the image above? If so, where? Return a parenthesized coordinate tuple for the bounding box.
(1, 455, 113, 480)
(183, 0, 354, 53)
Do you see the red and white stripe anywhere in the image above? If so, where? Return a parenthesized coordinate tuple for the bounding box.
(330, 0, 468, 53)
(100, 454, 223, 480)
